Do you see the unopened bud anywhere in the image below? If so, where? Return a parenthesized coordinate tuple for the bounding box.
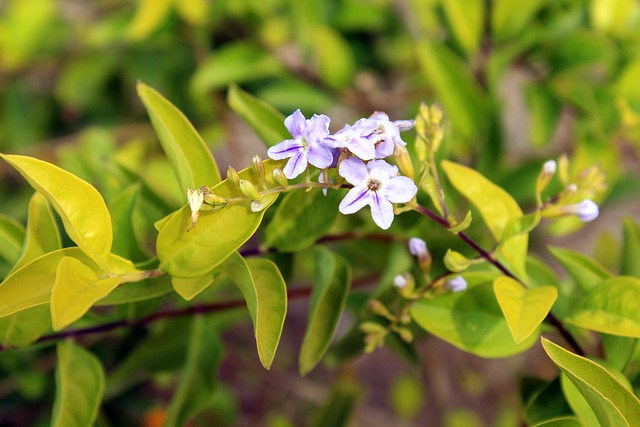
(393, 273, 415, 297)
(564, 199, 599, 222)
(203, 192, 227, 207)
(252, 155, 265, 180)
(448, 275, 467, 292)
(272, 168, 289, 188)
(227, 166, 240, 186)
(393, 274, 407, 289)
(239, 179, 262, 202)
(394, 143, 415, 179)
(543, 160, 557, 175)
(430, 104, 443, 125)
(408, 237, 427, 259)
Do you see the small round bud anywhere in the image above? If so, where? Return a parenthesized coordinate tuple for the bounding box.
(564, 199, 599, 222)
(543, 160, 557, 175)
(227, 166, 240, 186)
(272, 168, 289, 188)
(448, 275, 467, 292)
(393, 274, 407, 289)
(203, 192, 227, 207)
(567, 183, 577, 193)
(239, 180, 262, 202)
(408, 237, 428, 259)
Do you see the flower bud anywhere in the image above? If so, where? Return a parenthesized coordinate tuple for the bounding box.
(394, 142, 414, 179)
(543, 160, 557, 175)
(252, 155, 265, 180)
(408, 237, 431, 273)
(564, 199, 599, 222)
(203, 192, 227, 207)
(227, 166, 240, 186)
(393, 273, 415, 297)
(272, 168, 289, 188)
(239, 179, 262, 202)
(393, 274, 407, 289)
(448, 275, 467, 292)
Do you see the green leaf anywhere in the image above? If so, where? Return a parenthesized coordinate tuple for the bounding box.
(223, 253, 287, 369)
(156, 160, 282, 278)
(0, 305, 51, 347)
(493, 276, 557, 343)
(448, 210, 472, 234)
(502, 211, 541, 242)
(52, 340, 105, 427)
(621, 218, 640, 278)
(127, 0, 173, 40)
(542, 338, 640, 427)
(415, 41, 487, 140)
(311, 26, 355, 89)
(0, 214, 24, 266)
(410, 282, 537, 357)
(492, 0, 548, 41)
(163, 316, 223, 427)
(443, 249, 476, 273)
(561, 373, 600, 427)
(98, 276, 173, 305)
(190, 43, 283, 92)
(299, 247, 351, 375)
(442, 160, 527, 280)
(227, 84, 289, 148)
(548, 246, 611, 293)
(531, 417, 584, 427)
(51, 257, 122, 330)
(440, 0, 484, 56)
(9, 192, 61, 274)
(108, 184, 148, 262)
(566, 276, 640, 337)
(525, 378, 574, 425)
(137, 82, 221, 193)
(172, 270, 218, 301)
(0, 154, 113, 270)
(264, 188, 341, 252)
(0, 248, 136, 318)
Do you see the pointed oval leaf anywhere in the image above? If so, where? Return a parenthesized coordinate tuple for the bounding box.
(52, 340, 104, 427)
(137, 82, 221, 192)
(440, 0, 484, 56)
(1, 154, 112, 269)
(0, 248, 135, 318)
(51, 257, 122, 330)
(299, 247, 351, 375)
(0, 214, 24, 265)
(493, 276, 557, 343)
(531, 417, 584, 427)
(443, 249, 475, 273)
(263, 188, 341, 253)
(542, 338, 640, 427)
(109, 183, 148, 262)
(156, 160, 282, 278)
(0, 305, 51, 347)
(566, 276, 640, 337)
(227, 84, 289, 148)
(549, 246, 611, 293)
(163, 316, 223, 427)
(171, 270, 218, 301)
(9, 192, 61, 274)
(127, 0, 173, 40)
(442, 160, 527, 280)
(223, 253, 286, 369)
(410, 282, 537, 357)
(621, 218, 640, 278)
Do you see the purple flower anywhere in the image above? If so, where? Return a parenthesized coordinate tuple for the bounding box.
(448, 276, 467, 292)
(408, 237, 428, 259)
(327, 119, 378, 160)
(564, 199, 599, 222)
(367, 112, 415, 158)
(267, 109, 334, 179)
(338, 157, 417, 230)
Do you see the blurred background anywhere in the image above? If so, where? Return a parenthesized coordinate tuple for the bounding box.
(1, 0, 640, 425)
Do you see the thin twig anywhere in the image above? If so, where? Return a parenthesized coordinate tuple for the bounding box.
(411, 202, 586, 356)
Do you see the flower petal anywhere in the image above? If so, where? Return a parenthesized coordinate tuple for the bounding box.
(393, 119, 415, 131)
(367, 160, 398, 181)
(282, 151, 308, 179)
(307, 144, 334, 169)
(306, 114, 331, 140)
(369, 191, 394, 229)
(338, 156, 368, 185)
(339, 186, 371, 214)
(267, 138, 302, 160)
(284, 109, 307, 138)
(384, 176, 418, 203)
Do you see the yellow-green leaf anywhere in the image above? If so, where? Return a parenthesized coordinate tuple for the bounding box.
(223, 253, 286, 369)
(299, 247, 351, 375)
(127, 0, 173, 41)
(51, 257, 122, 330)
(228, 84, 289, 148)
(0, 248, 136, 318)
(440, 0, 484, 56)
(542, 338, 640, 427)
(549, 246, 612, 293)
(311, 26, 356, 89)
(0, 154, 113, 270)
(52, 340, 104, 427)
(156, 160, 282, 278)
(443, 249, 476, 273)
(10, 192, 61, 274)
(137, 82, 221, 192)
(172, 270, 217, 301)
(0, 214, 24, 265)
(493, 276, 557, 343)
(566, 276, 640, 337)
(0, 305, 51, 347)
(442, 160, 527, 280)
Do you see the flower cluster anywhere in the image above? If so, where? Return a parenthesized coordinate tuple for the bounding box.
(267, 109, 418, 229)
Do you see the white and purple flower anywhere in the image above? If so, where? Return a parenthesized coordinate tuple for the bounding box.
(338, 157, 417, 230)
(267, 109, 334, 179)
